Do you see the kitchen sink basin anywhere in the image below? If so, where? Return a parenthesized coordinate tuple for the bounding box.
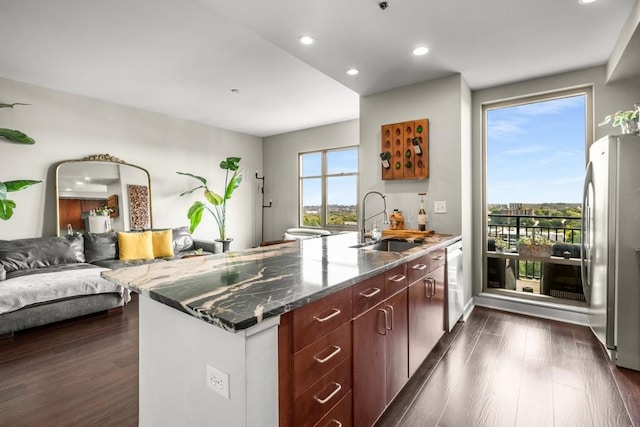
(353, 240, 424, 253)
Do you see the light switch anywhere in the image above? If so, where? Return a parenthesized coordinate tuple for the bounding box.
(434, 201, 447, 213)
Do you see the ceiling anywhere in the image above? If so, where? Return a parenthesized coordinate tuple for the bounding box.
(0, 0, 636, 137)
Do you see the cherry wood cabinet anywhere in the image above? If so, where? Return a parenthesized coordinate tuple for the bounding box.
(408, 249, 446, 375)
(353, 267, 409, 427)
(280, 286, 353, 427)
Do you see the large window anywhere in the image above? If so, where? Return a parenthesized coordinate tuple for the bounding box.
(484, 87, 592, 302)
(299, 147, 358, 229)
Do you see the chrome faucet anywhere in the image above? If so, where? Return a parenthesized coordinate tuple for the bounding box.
(361, 191, 389, 243)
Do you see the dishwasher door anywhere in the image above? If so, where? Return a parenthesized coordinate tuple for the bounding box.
(446, 240, 464, 332)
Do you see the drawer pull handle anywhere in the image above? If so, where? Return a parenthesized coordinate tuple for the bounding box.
(314, 382, 342, 404)
(314, 308, 341, 323)
(411, 264, 427, 271)
(314, 345, 342, 364)
(432, 255, 444, 261)
(359, 287, 381, 298)
(425, 278, 434, 299)
(389, 274, 406, 283)
(328, 421, 343, 427)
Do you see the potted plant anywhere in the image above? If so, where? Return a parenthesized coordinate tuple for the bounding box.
(598, 104, 640, 135)
(1, 102, 42, 220)
(494, 237, 509, 252)
(517, 235, 552, 257)
(177, 157, 243, 252)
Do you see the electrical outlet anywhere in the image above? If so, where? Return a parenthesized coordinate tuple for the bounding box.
(206, 364, 230, 399)
(434, 201, 447, 214)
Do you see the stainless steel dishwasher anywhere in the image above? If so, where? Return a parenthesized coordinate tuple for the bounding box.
(446, 240, 464, 332)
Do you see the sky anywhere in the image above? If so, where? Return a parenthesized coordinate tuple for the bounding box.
(487, 95, 586, 204)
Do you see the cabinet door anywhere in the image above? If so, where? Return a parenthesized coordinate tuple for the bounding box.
(385, 288, 408, 403)
(352, 301, 387, 427)
(408, 277, 431, 376)
(428, 264, 446, 348)
(58, 199, 83, 231)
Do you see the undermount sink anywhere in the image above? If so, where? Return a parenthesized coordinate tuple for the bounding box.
(353, 240, 424, 253)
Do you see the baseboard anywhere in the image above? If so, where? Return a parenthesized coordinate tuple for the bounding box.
(462, 298, 475, 321)
(474, 292, 589, 326)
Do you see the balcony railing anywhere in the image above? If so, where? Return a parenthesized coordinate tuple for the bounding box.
(488, 213, 582, 247)
(487, 213, 583, 300)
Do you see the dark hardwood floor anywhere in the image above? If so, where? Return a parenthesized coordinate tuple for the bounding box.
(378, 306, 639, 427)
(1, 297, 638, 427)
(0, 295, 139, 427)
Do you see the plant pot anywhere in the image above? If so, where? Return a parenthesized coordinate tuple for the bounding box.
(517, 243, 551, 257)
(216, 238, 233, 253)
(621, 120, 639, 135)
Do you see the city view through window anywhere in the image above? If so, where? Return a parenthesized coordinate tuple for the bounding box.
(300, 147, 358, 228)
(486, 92, 588, 300)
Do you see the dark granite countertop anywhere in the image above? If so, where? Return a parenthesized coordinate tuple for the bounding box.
(101, 232, 460, 332)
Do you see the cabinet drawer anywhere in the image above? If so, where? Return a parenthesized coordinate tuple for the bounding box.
(294, 358, 352, 427)
(407, 254, 429, 284)
(293, 322, 352, 399)
(293, 287, 352, 352)
(352, 274, 385, 318)
(384, 263, 408, 297)
(313, 391, 352, 427)
(428, 248, 446, 272)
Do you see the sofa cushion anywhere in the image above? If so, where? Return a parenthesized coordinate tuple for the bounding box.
(118, 231, 154, 261)
(83, 232, 118, 263)
(172, 226, 195, 253)
(152, 230, 175, 258)
(0, 234, 85, 273)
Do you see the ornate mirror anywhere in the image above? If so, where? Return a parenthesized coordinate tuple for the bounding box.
(55, 154, 152, 235)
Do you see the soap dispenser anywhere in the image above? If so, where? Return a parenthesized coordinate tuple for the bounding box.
(372, 221, 382, 241)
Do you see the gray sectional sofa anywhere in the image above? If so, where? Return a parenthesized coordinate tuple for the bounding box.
(0, 226, 215, 336)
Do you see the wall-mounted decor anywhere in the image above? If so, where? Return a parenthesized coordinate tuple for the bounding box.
(381, 119, 429, 180)
(107, 194, 119, 218)
(128, 185, 150, 230)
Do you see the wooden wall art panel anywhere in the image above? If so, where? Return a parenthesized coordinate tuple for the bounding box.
(380, 119, 429, 180)
(128, 185, 150, 230)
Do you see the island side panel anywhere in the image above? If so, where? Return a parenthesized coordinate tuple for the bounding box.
(138, 297, 279, 427)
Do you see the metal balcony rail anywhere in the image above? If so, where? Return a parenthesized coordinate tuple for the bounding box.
(487, 213, 582, 282)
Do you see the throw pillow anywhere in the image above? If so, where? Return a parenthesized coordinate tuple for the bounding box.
(152, 230, 175, 258)
(172, 226, 195, 253)
(84, 232, 118, 263)
(118, 231, 154, 261)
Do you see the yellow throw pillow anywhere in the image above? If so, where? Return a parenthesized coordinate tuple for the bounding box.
(117, 231, 154, 261)
(152, 229, 174, 258)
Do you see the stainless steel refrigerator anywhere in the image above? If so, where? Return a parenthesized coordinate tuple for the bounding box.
(582, 134, 640, 371)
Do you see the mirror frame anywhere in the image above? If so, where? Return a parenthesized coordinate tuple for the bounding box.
(55, 153, 153, 236)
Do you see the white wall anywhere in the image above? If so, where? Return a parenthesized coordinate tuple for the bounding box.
(262, 119, 359, 242)
(471, 65, 640, 297)
(360, 74, 465, 234)
(0, 77, 263, 249)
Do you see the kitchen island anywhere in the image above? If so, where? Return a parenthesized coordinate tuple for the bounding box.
(102, 231, 460, 427)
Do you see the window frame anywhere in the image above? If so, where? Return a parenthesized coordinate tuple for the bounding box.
(481, 86, 593, 297)
(298, 146, 359, 231)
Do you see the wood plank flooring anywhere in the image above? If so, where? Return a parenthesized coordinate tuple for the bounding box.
(1, 297, 638, 427)
(377, 306, 639, 427)
(0, 295, 139, 427)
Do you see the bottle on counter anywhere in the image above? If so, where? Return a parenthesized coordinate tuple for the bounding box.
(418, 193, 427, 231)
(372, 221, 381, 241)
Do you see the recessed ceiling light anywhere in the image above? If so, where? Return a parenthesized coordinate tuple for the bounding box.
(578, 0, 596, 3)
(299, 35, 315, 45)
(346, 68, 359, 76)
(412, 46, 429, 56)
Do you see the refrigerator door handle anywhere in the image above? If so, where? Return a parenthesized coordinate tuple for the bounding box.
(581, 161, 593, 304)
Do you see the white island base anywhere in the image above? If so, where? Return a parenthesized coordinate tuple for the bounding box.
(138, 297, 280, 427)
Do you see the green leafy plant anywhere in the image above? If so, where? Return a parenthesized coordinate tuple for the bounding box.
(494, 238, 509, 251)
(177, 157, 243, 241)
(0, 103, 41, 220)
(517, 235, 552, 246)
(0, 103, 36, 144)
(598, 108, 639, 128)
